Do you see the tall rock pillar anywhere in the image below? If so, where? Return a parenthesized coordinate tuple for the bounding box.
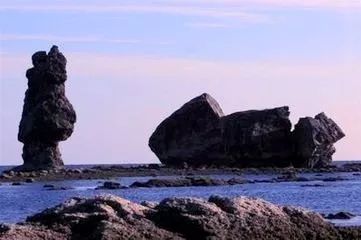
(17, 46, 76, 171)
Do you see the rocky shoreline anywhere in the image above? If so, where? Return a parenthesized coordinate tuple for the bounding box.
(1, 194, 360, 240)
(1, 163, 361, 183)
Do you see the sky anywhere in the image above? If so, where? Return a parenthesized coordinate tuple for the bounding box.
(0, 0, 360, 165)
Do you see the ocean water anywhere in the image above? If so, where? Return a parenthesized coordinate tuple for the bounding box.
(1, 164, 361, 226)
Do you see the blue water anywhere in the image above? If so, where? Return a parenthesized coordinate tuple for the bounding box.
(1, 165, 361, 226)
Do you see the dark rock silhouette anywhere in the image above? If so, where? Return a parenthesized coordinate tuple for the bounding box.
(221, 106, 293, 167)
(149, 94, 224, 167)
(16, 46, 76, 171)
(149, 93, 345, 168)
(292, 113, 345, 168)
(1, 195, 358, 240)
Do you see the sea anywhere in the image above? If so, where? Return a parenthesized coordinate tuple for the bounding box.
(0, 161, 361, 226)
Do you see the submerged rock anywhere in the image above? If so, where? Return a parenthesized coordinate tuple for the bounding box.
(16, 46, 76, 171)
(149, 93, 345, 168)
(300, 184, 325, 187)
(1, 194, 357, 240)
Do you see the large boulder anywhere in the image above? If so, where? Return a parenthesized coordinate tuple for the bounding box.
(149, 93, 345, 168)
(149, 93, 225, 167)
(16, 46, 76, 171)
(221, 107, 293, 167)
(1, 195, 357, 240)
(292, 113, 345, 168)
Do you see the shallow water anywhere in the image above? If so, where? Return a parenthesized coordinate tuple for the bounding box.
(0, 168, 361, 226)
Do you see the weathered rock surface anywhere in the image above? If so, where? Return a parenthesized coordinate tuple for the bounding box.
(149, 93, 225, 167)
(16, 46, 76, 171)
(1, 195, 359, 240)
(149, 93, 345, 168)
(221, 107, 293, 167)
(292, 113, 345, 168)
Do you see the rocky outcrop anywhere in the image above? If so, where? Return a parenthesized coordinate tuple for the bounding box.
(16, 46, 76, 171)
(221, 107, 293, 167)
(149, 93, 225, 167)
(0, 195, 358, 240)
(292, 113, 345, 168)
(149, 93, 345, 168)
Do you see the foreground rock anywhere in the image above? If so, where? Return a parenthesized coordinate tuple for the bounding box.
(1, 195, 359, 240)
(149, 93, 345, 168)
(15, 46, 76, 171)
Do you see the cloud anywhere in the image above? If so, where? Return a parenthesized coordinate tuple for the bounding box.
(0, 34, 171, 45)
(243, 0, 361, 9)
(185, 22, 231, 29)
(2, 52, 359, 94)
(0, 3, 270, 23)
(0, 34, 139, 44)
(168, 0, 361, 10)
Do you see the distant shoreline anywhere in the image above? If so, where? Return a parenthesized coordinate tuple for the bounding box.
(1, 161, 361, 183)
(1, 159, 360, 169)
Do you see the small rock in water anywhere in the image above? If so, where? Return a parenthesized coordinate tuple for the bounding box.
(25, 178, 35, 183)
(227, 177, 250, 185)
(43, 184, 55, 188)
(130, 177, 250, 188)
(96, 181, 125, 190)
(277, 171, 297, 180)
(45, 186, 73, 191)
(295, 177, 310, 182)
(325, 212, 356, 220)
(322, 177, 348, 182)
(11, 182, 22, 186)
(130, 178, 191, 188)
(301, 184, 325, 187)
